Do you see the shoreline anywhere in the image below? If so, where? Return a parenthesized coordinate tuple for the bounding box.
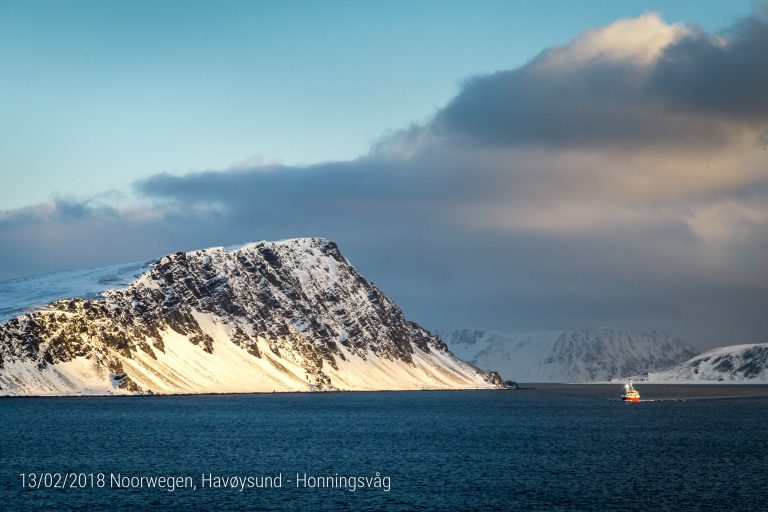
(4, 381, 768, 399)
(0, 385, 508, 399)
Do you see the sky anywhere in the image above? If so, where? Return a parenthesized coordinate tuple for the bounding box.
(0, 0, 757, 208)
(1, 1, 767, 349)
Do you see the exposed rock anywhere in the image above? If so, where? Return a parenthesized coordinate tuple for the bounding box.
(0, 238, 499, 395)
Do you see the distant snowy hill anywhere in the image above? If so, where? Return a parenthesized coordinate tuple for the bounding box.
(0, 260, 151, 323)
(0, 238, 502, 395)
(642, 343, 768, 383)
(439, 328, 697, 383)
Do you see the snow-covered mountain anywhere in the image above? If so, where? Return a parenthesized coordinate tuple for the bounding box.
(439, 328, 697, 382)
(0, 238, 502, 395)
(641, 343, 768, 383)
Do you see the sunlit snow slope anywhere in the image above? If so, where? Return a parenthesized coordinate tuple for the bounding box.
(0, 238, 501, 395)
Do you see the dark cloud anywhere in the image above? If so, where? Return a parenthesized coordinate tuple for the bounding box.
(433, 13, 768, 149)
(649, 17, 768, 121)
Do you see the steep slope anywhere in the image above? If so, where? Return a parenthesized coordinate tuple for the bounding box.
(439, 328, 697, 382)
(642, 343, 768, 382)
(0, 238, 501, 395)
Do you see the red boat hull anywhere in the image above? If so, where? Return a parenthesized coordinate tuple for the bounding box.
(622, 396, 640, 402)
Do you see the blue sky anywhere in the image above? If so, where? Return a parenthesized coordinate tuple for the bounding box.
(0, 0, 756, 209)
(1, 1, 766, 348)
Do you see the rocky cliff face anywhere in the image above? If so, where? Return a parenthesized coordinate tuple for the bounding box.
(0, 238, 501, 395)
(642, 343, 768, 382)
(440, 327, 697, 382)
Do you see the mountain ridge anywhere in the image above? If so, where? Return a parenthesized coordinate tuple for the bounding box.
(0, 238, 502, 395)
(439, 327, 698, 383)
(640, 342, 768, 383)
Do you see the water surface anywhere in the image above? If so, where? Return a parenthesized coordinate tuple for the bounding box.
(1, 385, 767, 511)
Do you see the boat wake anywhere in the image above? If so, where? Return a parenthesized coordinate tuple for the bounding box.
(612, 395, 768, 403)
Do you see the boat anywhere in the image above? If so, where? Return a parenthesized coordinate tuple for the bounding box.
(621, 379, 640, 402)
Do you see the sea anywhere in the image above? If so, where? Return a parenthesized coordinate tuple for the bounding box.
(1, 385, 767, 511)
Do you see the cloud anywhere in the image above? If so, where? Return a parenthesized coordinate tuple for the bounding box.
(537, 13, 687, 68)
(2, 11, 768, 349)
(430, 12, 768, 149)
(650, 16, 768, 122)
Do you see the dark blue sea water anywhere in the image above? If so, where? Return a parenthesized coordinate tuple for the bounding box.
(2, 385, 768, 511)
